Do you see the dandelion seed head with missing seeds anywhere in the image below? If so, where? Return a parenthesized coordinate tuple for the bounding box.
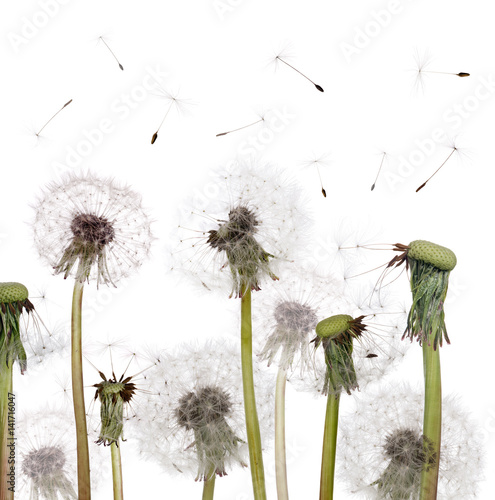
(32, 171, 153, 288)
(133, 339, 274, 481)
(17, 407, 107, 498)
(339, 385, 484, 499)
(257, 268, 345, 376)
(170, 159, 309, 298)
(0, 282, 63, 373)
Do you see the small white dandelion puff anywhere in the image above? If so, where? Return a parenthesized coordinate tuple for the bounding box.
(257, 268, 344, 376)
(170, 158, 308, 298)
(133, 340, 274, 483)
(339, 385, 484, 499)
(32, 171, 153, 288)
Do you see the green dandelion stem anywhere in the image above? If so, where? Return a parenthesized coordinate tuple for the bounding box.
(0, 360, 13, 500)
(202, 465, 216, 500)
(71, 281, 91, 499)
(275, 366, 289, 500)
(240, 285, 267, 500)
(319, 393, 340, 500)
(111, 441, 124, 500)
(420, 341, 442, 500)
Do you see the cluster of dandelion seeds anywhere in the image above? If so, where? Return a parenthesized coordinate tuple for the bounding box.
(257, 269, 346, 377)
(133, 340, 274, 481)
(32, 171, 153, 287)
(339, 385, 484, 499)
(170, 159, 308, 298)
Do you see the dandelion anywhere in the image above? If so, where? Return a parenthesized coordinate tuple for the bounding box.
(371, 239, 456, 498)
(134, 340, 274, 500)
(339, 385, 484, 499)
(257, 269, 345, 499)
(0, 282, 52, 499)
(32, 171, 153, 499)
(17, 407, 107, 500)
(171, 159, 306, 499)
(86, 336, 159, 500)
(311, 305, 407, 500)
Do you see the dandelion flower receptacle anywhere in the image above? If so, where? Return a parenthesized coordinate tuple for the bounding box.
(33, 172, 153, 500)
(387, 239, 456, 500)
(0, 282, 45, 500)
(93, 372, 138, 500)
(312, 314, 369, 500)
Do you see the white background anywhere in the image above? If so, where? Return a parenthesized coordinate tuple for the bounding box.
(2, 0, 494, 498)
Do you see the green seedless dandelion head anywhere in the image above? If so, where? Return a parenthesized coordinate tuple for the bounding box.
(387, 240, 456, 349)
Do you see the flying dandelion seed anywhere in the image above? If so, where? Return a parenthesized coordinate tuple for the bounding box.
(371, 152, 387, 191)
(275, 55, 324, 92)
(150, 88, 192, 144)
(34, 99, 72, 139)
(98, 36, 124, 70)
(413, 49, 469, 94)
(216, 114, 265, 137)
(416, 140, 466, 192)
(300, 153, 331, 198)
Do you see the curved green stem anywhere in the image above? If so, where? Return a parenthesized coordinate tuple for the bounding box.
(275, 367, 289, 500)
(240, 286, 267, 500)
(0, 361, 14, 500)
(111, 442, 124, 500)
(420, 342, 442, 500)
(319, 393, 340, 500)
(202, 467, 216, 500)
(71, 281, 91, 499)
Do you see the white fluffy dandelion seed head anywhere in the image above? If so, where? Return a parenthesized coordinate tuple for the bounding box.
(132, 339, 274, 480)
(256, 267, 346, 376)
(32, 171, 153, 287)
(339, 385, 484, 499)
(169, 158, 309, 298)
(17, 407, 107, 498)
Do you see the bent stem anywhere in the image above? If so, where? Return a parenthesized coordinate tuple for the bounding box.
(275, 367, 289, 500)
(0, 361, 13, 500)
(240, 285, 267, 500)
(319, 393, 340, 500)
(72, 281, 91, 499)
(111, 442, 124, 500)
(202, 466, 216, 500)
(420, 342, 442, 500)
